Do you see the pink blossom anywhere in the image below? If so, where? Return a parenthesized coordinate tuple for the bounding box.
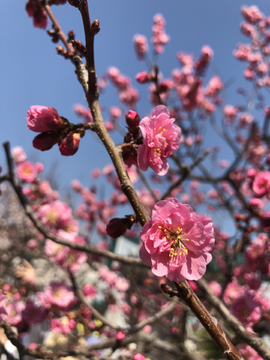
(109, 107, 122, 120)
(133, 34, 149, 59)
(135, 71, 151, 84)
(26, 1, 49, 29)
(194, 46, 213, 75)
(231, 290, 261, 327)
(239, 344, 263, 360)
(252, 171, 270, 196)
(139, 197, 215, 282)
(73, 104, 93, 122)
(27, 239, 39, 251)
(151, 14, 170, 54)
(114, 277, 130, 292)
(37, 200, 73, 230)
(0, 291, 7, 320)
(223, 105, 238, 123)
(12, 147, 27, 163)
(133, 354, 145, 360)
(22, 300, 47, 325)
(3, 299, 25, 326)
(17, 161, 37, 183)
(29, 343, 38, 350)
(208, 281, 222, 297)
(38, 281, 76, 310)
(83, 284, 97, 298)
(137, 105, 181, 176)
(241, 6, 263, 24)
(116, 331, 125, 340)
(204, 75, 223, 97)
(27, 106, 63, 132)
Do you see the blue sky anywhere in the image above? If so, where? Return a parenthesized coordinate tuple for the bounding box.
(0, 1, 268, 194)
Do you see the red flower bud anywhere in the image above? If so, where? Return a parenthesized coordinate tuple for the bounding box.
(33, 132, 59, 151)
(135, 71, 151, 84)
(59, 133, 80, 156)
(125, 110, 140, 133)
(106, 218, 129, 239)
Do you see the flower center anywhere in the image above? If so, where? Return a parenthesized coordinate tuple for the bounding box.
(158, 224, 189, 258)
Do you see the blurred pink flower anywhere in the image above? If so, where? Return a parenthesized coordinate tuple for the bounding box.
(231, 290, 261, 327)
(17, 161, 37, 183)
(139, 197, 215, 282)
(241, 6, 263, 24)
(38, 281, 76, 311)
(133, 34, 149, 59)
(12, 146, 27, 163)
(137, 105, 181, 176)
(83, 284, 97, 298)
(252, 171, 270, 197)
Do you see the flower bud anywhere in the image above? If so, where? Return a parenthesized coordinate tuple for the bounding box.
(33, 132, 59, 151)
(106, 218, 129, 239)
(27, 106, 65, 133)
(59, 133, 80, 156)
(125, 110, 140, 133)
(135, 71, 151, 84)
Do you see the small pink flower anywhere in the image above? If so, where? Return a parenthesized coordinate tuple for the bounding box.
(133, 34, 149, 59)
(27, 239, 39, 251)
(116, 331, 125, 340)
(38, 281, 76, 311)
(241, 6, 263, 24)
(231, 290, 261, 327)
(27, 106, 64, 132)
(239, 344, 263, 360)
(133, 354, 146, 360)
(137, 105, 181, 176)
(83, 284, 97, 298)
(252, 171, 270, 197)
(17, 161, 37, 183)
(139, 197, 215, 282)
(22, 300, 47, 325)
(135, 71, 151, 84)
(29, 343, 38, 350)
(12, 147, 27, 163)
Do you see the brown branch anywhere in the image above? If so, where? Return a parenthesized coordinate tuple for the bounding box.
(70, 273, 122, 331)
(2, 142, 148, 267)
(161, 149, 211, 200)
(45, 4, 74, 55)
(162, 282, 244, 360)
(197, 278, 270, 360)
(78, 4, 150, 226)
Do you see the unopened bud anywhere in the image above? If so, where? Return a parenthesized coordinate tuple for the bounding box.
(59, 133, 80, 156)
(125, 110, 140, 134)
(135, 71, 151, 84)
(33, 132, 59, 151)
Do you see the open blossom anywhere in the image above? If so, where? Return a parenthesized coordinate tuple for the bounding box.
(38, 281, 76, 310)
(137, 105, 181, 176)
(27, 106, 64, 132)
(252, 171, 270, 197)
(12, 147, 27, 163)
(17, 161, 37, 183)
(139, 198, 215, 282)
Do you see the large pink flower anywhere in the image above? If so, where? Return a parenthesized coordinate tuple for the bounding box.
(137, 106, 181, 176)
(139, 197, 215, 282)
(26, 105, 64, 133)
